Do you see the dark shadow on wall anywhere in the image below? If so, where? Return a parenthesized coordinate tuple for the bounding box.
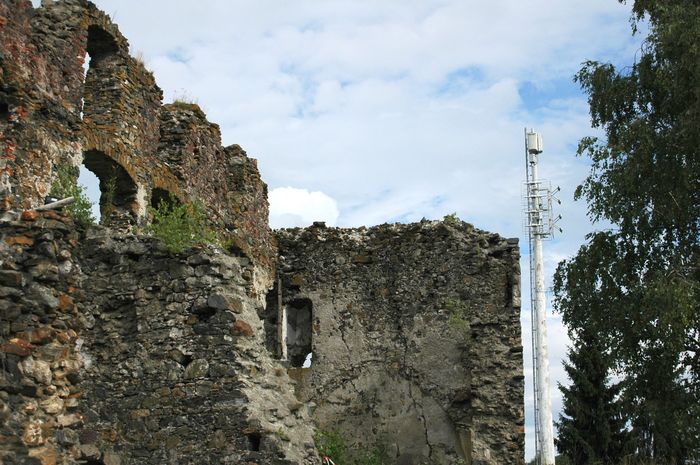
(262, 284, 314, 367)
(287, 298, 313, 367)
(83, 459, 105, 465)
(86, 25, 119, 62)
(263, 281, 282, 357)
(150, 187, 179, 210)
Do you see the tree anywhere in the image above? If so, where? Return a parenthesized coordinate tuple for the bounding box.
(553, 0, 700, 463)
(555, 331, 628, 465)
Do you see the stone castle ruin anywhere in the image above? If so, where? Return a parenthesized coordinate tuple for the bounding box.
(0, 1, 524, 464)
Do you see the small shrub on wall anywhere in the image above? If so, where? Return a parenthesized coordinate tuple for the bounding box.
(314, 429, 386, 465)
(445, 296, 471, 342)
(50, 164, 95, 228)
(443, 212, 461, 226)
(146, 193, 218, 254)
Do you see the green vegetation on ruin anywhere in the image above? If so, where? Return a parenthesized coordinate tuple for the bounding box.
(50, 164, 95, 228)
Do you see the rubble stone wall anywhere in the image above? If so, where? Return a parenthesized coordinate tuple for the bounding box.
(1, 2, 525, 465)
(272, 221, 524, 465)
(156, 105, 274, 277)
(0, 212, 318, 465)
(0, 0, 85, 211)
(0, 0, 273, 272)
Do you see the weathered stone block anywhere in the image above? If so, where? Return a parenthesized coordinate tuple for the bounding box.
(4, 235, 33, 246)
(1, 338, 34, 356)
(232, 320, 254, 337)
(0, 270, 24, 287)
(184, 359, 210, 379)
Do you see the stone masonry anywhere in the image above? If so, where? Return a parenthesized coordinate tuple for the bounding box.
(1, 2, 525, 464)
(0, 211, 318, 465)
(270, 221, 524, 465)
(0, 0, 274, 276)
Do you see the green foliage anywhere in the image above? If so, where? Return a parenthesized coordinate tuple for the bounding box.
(445, 297, 470, 341)
(315, 430, 350, 464)
(355, 447, 386, 465)
(314, 429, 386, 465)
(146, 194, 218, 254)
(443, 212, 460, 226)
(556, 331, 629, 465)
(101, 173, 117, 221)
(50, 164, 95, 228)
(554, 1, 700, 462)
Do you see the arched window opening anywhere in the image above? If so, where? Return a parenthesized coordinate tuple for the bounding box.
(82, 150, 137, 226)
(286, 298, 313, 368)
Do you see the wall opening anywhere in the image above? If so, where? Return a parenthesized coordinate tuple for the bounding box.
(83, 25, 120, 126)
(0, 102, 9, 121)
(151, 187, 179, 210)
(82, 150, 137, 225)
(79, 52, 91, 119)
(302, 352, 313, 368)
(86, 25, 119, 63)
(83, 459, 105, 465)
(245, 432, 261, 451)
(286, 298, 313, 367)
(78, 166, 101, 221)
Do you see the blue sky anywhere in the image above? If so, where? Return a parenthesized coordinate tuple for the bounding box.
(37, 0, 646, 459)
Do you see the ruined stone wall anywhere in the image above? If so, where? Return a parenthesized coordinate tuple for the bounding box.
(1, 2, 525, 465)
(272, 221, 524, 465)
(0, 0, 274, 273)
(0, 0, 84, 211)
(222, 143, 275, 278)
(80, 7, 163, 225)
(0, 212, 318, 465)
(0, 0, 163, 222)
(156, 104, 227, 211)
(156, 105, 274, 278)
(0, 211, 84, 465)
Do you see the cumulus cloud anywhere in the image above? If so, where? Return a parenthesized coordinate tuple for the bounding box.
(269, 187, 340, 229)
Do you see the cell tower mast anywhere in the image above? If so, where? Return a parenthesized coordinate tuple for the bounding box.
(524, 129, 560, 465)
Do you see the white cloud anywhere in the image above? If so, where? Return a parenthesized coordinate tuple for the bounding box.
(269, 187, 340, 229)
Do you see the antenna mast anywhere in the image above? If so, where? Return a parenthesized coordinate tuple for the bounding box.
(523, 128, 560, 465)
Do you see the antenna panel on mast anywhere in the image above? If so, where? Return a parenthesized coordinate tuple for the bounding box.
(526, 131, 543, 154)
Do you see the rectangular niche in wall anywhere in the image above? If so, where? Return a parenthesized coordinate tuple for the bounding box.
(286, 298, 312, 367)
